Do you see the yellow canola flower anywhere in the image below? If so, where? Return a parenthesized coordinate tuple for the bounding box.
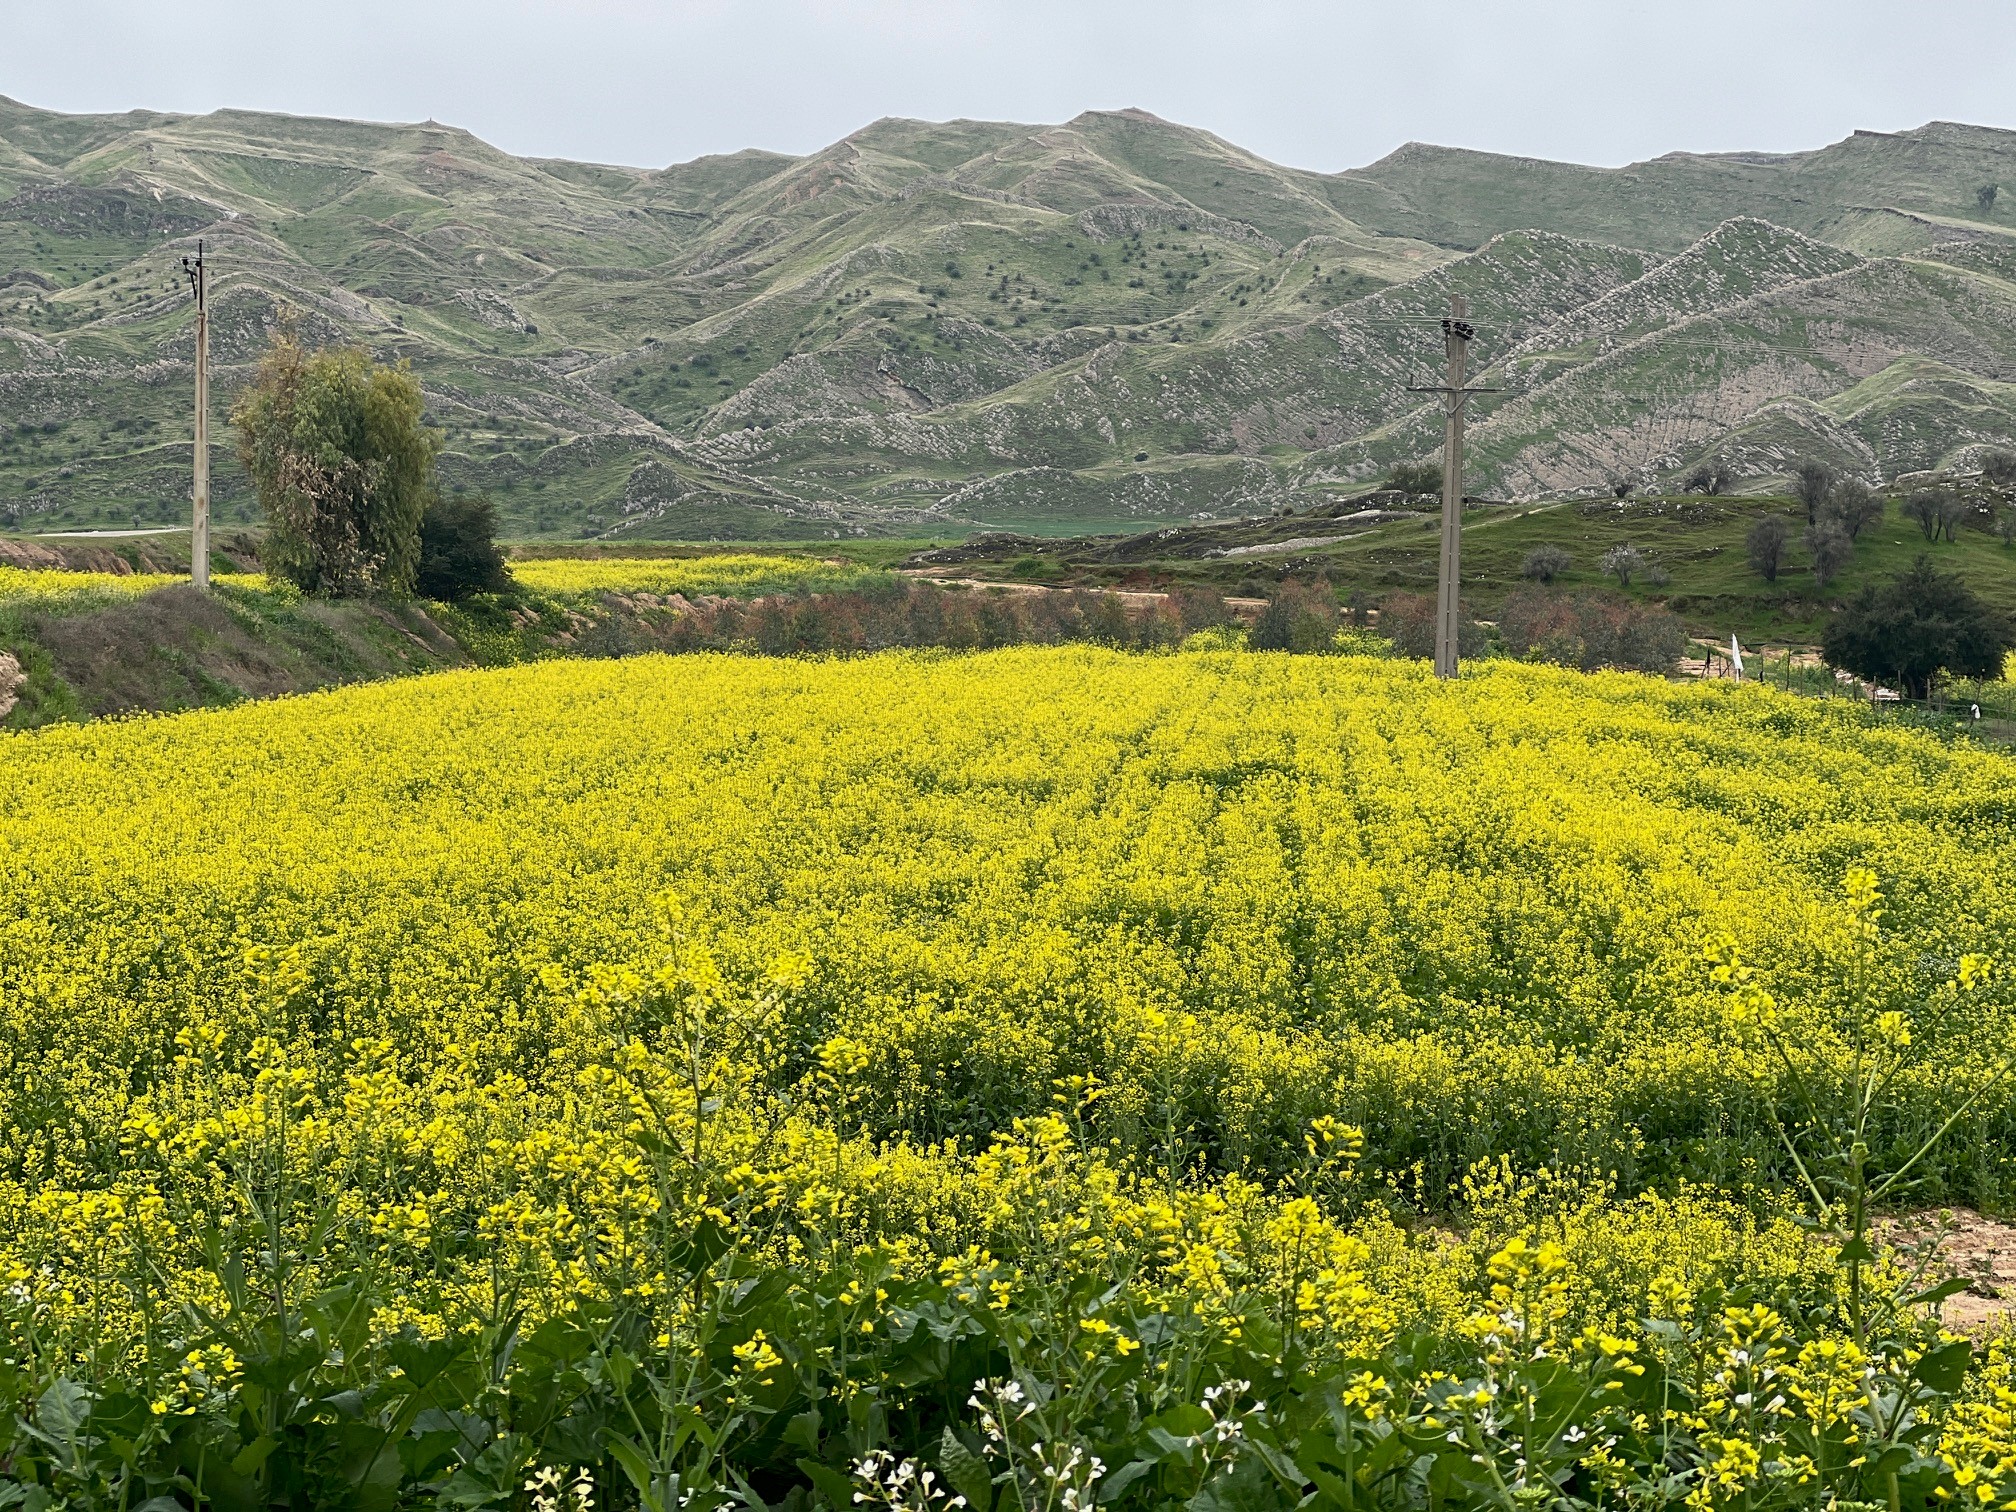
(0, 645, 2005, 1390)
(508, 553, 880, 599)
(0, 566, 267, 603)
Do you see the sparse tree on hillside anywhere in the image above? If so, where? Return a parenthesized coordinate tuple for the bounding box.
(1793, 459, 1836, 524)
(1980, 183, 2000, 217)
(1981, 447, 2016, 491)
(1600, 542, 1646, 588)
(233, 329, 440, 597)
(1806, 518, 1853, 588)
(1683, 460, 1734, 496)
(1521, 544, 1571, 584)
(1747, 513, 1790, 582)
(1939, 491, 1969, 542)
(1823, 555, 2015, 698)
(1610, 477, 1632, 500)
(1386, 460, 1442, 498)
(1904, 488, 1948, 542)
(1829, 478, 1884, 540)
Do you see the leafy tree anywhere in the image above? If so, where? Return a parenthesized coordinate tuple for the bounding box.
(1682, 460, 1734, 496)
(416, 493, 514, 601)
(1828, 478, 1883, 540)
(1246, 596, 1294, 650)
(1746, 514, 1790, 582)
(1609, 477, 1632, 500)
(1600, 542, 1645, 587)
(1822, 555, 2016, 698)
(1903, 488, 1947, 541)
(1979, 183, 2000, 217)
(1981, 447, 2016, 490)
(1385, 460, 1443, 498)
(1805, 518, 1853, 588)
(1520, 544, 1571, 584)
(233, 331, 440, 597)
(1938, 491, 1969, 542)
(1792, 459, 1836, 524)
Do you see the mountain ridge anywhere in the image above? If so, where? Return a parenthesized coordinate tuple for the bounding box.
(5, 98, 2016, 538)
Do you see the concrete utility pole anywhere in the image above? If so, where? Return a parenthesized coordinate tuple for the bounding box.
(1408, 295, 1497, 678)
(182, 241, 210, 590)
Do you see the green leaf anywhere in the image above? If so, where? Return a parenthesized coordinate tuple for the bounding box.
(1836, 1235, 1876, 1264)
(1901, 1276, 1973, 1309)
(797, 1456, 860, 1511)
(230, 1436, 278, 1478)
(938, 1427, 996, 1512)
(1913, 1338, 1972, 1393)
(784, 1409, 824, 1455)
(1097, 1460, 1156, 1503)
(1186, 1456, 1276, 1512)
(1247, 1438, 1308, 1492)
(35, 1378, 92, 1454)
(606, 1438, 668, 1512)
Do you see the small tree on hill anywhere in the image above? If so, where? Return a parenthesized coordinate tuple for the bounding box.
(1980, 447, 2016, 491)
(233, 330, 440, 597)
(1793, 459, 1836, 524)
(1805, 517, 1853, 588)
(1600, 542, 1646, 587)
(1828, 478, 1884, 540)
(1746, 513, 1790, 582)
(1822, 555, 2016, 699)
(1979, 183, 2000, 217)
(1903, 488, 1948, 542)
(1938, 491, 1969, 542)
(1683, 461, 1734, 496)
(1386, 460, 1443, 498)
(1521, 544, 1571, 584)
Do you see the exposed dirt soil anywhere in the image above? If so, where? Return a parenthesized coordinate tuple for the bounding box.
(1885, 1210, 2016, 1335)
(21, 587, 467, 720)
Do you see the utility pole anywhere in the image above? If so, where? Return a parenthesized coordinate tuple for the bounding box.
(182, 241, 210, 590)
(1408, 295, 1497, 677)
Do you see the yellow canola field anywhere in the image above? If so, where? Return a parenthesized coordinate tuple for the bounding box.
(508, 552, 883, 598)
(0, 646, 2011, 1357)
(0, 566, 266, 604)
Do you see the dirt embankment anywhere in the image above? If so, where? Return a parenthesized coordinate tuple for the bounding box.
(0, 533, 261, 575)
(3, 587, 469, 727)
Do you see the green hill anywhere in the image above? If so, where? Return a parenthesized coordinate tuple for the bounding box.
(6, 100, 2016, 539)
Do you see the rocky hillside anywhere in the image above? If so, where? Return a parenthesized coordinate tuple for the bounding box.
(5, 100, 2016, 537)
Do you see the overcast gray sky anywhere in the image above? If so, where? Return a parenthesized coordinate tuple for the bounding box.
(7, 0, 2016, 173)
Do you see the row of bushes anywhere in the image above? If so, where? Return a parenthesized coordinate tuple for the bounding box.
(498, 577, 1692, 675)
